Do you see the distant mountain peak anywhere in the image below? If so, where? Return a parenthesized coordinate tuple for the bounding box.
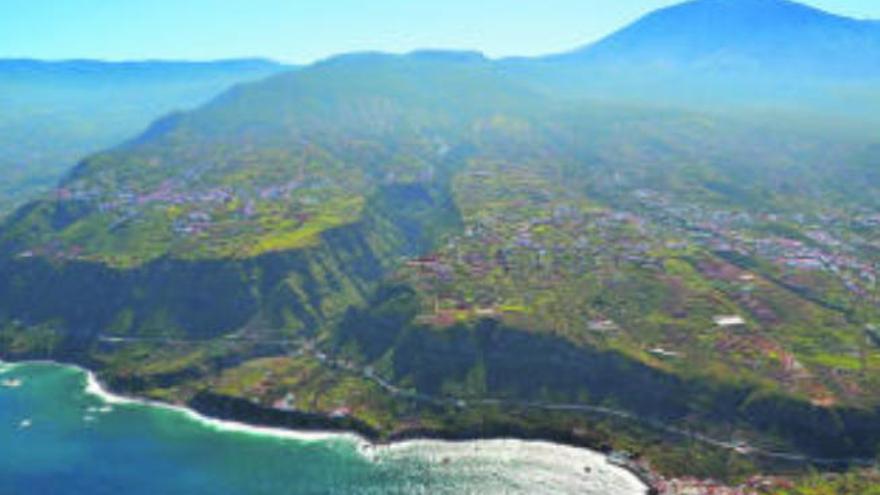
(695, 0, 806, 6)
(548, 0, 880, 78)
(660, 0, 846, 21)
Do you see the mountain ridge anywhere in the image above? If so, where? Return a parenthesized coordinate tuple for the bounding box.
(547, 0, 880, 83)
(0, 57, 283, 70)
(1, 2, 880, 488)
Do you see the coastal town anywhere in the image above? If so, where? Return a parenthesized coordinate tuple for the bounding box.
(626, 188, 878, 303)
(84, 329, 879, 495)
(2, 118, 877, 495)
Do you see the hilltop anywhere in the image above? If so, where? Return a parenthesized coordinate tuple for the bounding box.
(556, 0, 880, 78)
(507, 0, 880, 121)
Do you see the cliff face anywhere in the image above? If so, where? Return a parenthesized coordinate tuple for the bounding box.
(330, 287, 880, 462)
(0, 183, 461, 346)
(2, 46, 879, 483)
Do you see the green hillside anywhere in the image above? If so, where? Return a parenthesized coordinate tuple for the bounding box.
(1, 51, 879, 483)
(0, 59, 285, 216)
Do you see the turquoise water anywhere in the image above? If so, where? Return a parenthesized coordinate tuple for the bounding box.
(0, 362, 646, 495)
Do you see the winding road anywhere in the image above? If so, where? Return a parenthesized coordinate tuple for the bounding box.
(97, 333, 878, 469)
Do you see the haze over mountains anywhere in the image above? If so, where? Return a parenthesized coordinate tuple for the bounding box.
(3, 0, 880, 218)
(554, 0, 880, 78)
(0, 59, 285, 215)
(1, 0, 879, 489)
(510, 0, 880, 119)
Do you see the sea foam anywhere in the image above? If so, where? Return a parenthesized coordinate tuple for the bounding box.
(372, 439, 647, 494)
(0, 360, 20, 375)
(81, 366, 367, 445)
(13, 360, 647, 494)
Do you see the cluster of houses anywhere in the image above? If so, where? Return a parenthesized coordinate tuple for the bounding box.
(652, 475, 797, 495)
(400, 192, 675, 326)
(610, 448, 806, 495)
(17, 240, 82, 261)
(631, 188, 878, 299)
(43, 167, 340, 258)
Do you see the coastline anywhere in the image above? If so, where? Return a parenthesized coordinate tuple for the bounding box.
(1, 358, 652, 493)
(2, 358, 365, 444)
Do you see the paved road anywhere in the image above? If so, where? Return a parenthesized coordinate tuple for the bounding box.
(98, 333, 877, 468)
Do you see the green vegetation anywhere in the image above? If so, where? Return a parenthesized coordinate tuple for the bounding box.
(0, 59, 285, 217)
(0, 50, 878, 488)
(772, 471, 880, 495)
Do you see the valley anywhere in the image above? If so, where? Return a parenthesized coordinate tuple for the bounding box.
(1, 1, 879, 493)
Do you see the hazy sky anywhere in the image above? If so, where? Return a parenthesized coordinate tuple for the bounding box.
(1, 0, 878, 63)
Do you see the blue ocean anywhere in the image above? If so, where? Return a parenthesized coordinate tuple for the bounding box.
(0, 362, 645, 495)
